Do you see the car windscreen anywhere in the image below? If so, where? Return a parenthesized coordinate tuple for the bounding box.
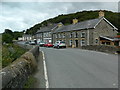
(60, 41, 65, 44)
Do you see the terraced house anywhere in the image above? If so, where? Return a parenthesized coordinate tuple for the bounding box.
(35, 22, 64, 44)
(52, 11, 118, 48)
(36, 24, 58, 43)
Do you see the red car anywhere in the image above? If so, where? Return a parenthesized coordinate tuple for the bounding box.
(43, 43, 48, 47)
(44, 43, 54, 47)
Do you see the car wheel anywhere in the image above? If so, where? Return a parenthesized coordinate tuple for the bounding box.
(57, 46, 60, 49)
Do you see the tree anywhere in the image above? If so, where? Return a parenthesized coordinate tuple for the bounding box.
(4, 29, 13, 35)
(2, 29, 13, 43)
(2, 33, 13, 43)
(13, 31, 23, 40)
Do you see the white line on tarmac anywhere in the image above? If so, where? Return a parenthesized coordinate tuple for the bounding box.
(41, 51, 49, 88)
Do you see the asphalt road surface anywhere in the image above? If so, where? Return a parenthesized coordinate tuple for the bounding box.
(40, 47, 118, 88)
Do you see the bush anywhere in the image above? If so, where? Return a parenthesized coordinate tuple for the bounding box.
(2, 44, 27, 68)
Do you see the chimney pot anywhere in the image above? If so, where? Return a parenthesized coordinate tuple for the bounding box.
(99, 11, 104, 18)
(73, 18, 78, 24)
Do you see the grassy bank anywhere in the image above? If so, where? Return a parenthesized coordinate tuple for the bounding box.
(2, 43, 28, 68)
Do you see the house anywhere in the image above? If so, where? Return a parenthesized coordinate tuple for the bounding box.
(22, 34, 32, 41)
(52, 11, 118, 48)
(35, 23, 63, 44)
(18, 37, 23, 41)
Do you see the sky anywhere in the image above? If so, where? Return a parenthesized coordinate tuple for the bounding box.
(0, 0, 119, 33)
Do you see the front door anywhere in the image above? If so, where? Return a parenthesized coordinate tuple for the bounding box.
(75, 40, 78, 47)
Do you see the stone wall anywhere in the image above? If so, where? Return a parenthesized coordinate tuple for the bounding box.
(0, 46, 39, 89)
(81, 45, 118, 54)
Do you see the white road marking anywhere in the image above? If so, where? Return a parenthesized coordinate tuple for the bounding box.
(41, 51, 49, 88)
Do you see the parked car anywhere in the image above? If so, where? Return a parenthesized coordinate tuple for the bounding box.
(53, 41, 66, 49)
(39, 41, 45, 47)
(44, 43, 54, 47)
(43, 43, 48, 47)
(47, 43, 54, 47)
(25, 41, 29, 45)
(29, 41, 36, 45)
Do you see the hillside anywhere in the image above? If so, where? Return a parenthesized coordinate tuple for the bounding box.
(26, 10, 120, 35)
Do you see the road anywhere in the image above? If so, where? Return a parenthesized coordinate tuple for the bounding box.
(40, 47, 118, 88)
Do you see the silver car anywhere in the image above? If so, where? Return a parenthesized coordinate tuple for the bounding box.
(53, 41, 66, 49)
(39, 41, 45, 47)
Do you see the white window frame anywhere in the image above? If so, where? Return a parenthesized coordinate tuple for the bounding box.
(63, 33, 65, 38)
(81, 32, 85, 38)
(75, 32, 78, 38)
(69, 40, 72, 46)
(56, 34, 57, 38)
(70, 32, 73, 38)
(95, 38, 99, 44)
(81, 39, 85, 46)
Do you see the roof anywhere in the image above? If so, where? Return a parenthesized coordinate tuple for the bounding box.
(53, 17, 118, 33)
(22, 34, 32, 37)
(36, 24, 57, 34)
(100, 36, 120, 41)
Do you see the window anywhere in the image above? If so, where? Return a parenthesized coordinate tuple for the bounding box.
(75, 32, 78, 38)
(81, 32, 85, 38)
(101, 42, 105, 45)
(43, 33, 45, 37)
(106, 42, 110, 45)
(58, 34, 61, 38)
(46, 32, 49, 37)
(70, 32, 73, 38)
(69, 40, 72, 46)
(95, 39, 99, 44)
(81, 39, 85, 46)
(63, 33, 65, 38)
(55, 34, 57, 38)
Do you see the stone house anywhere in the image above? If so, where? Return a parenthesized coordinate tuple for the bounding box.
(35, 23, 63, 44)
(52, 11, 118, 48)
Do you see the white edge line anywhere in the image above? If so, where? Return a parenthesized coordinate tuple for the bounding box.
(41, 51, 49, 88)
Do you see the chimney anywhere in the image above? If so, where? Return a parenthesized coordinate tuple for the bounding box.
(99, 11, 104, 18)
(72, 18, 78, 24)
(58, 22, 63, 27)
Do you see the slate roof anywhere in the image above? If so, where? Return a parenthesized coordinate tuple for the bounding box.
(23, 34, 32, 37)
(53, 17, 118, 33)
(36, 24, 57, 34)
(53, 18, 102, 33)
(36, 17, 118, 34)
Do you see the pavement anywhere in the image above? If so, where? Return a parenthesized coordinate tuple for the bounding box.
(40, 47, 118, 88)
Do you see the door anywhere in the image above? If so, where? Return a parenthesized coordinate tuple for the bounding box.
(75, 40, 78, 47)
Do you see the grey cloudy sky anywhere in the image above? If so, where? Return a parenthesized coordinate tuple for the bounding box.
(0, 1, 119, 33)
